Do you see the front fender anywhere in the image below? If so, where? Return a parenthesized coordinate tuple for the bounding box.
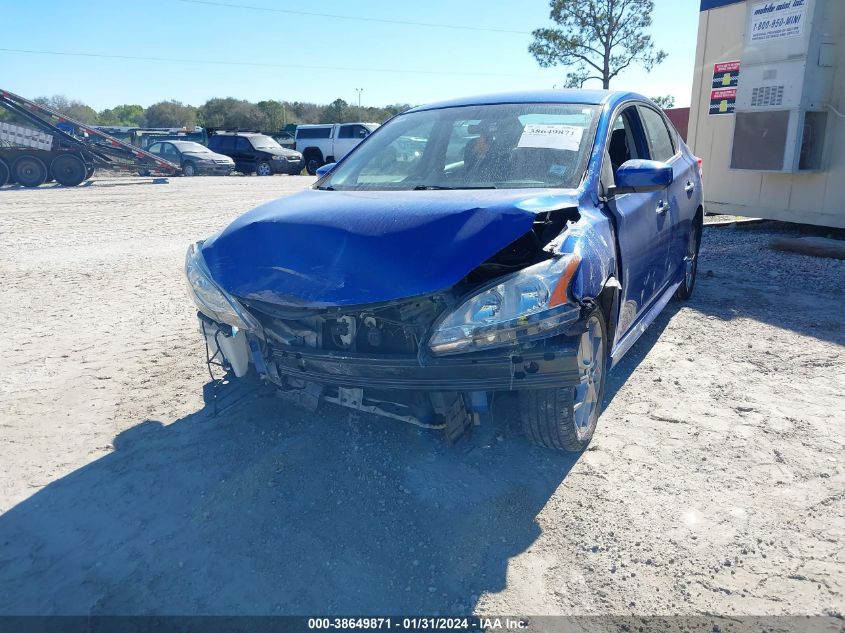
(552, 204, 618, 303)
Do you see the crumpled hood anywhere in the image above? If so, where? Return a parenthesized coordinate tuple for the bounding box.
(200, 188, 579, 307)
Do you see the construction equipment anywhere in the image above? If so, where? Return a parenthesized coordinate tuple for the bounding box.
(0, 88, 180, 188)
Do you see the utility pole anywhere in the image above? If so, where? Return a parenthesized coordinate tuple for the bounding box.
(355, 88, 363, 108)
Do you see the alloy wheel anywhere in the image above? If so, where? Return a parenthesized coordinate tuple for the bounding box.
(573, 314, 604, 435)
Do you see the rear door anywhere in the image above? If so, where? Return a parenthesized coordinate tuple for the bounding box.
(603, 104, 675, 340)
(638, 104, 696, 281)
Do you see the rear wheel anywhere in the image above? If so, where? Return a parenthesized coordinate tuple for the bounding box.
(13, 155, 48, 188)
(519, 308, 607, 452)
(50, 154, 87, 187)
(255, 161, 272, 176)
(675, 211, 703, 300)
(0, 159, 9, 187)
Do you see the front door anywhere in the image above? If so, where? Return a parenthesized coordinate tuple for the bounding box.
(637, 104, 696, 284)
(234, 136, 255, 170)
(334, 124, 370, 160)
(603, 105, 674, 341)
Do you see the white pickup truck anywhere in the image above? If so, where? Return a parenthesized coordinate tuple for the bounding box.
(295, 123, 379, 175)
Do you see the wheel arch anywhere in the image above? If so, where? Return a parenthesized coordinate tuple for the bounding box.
(302, 147, 324, 161)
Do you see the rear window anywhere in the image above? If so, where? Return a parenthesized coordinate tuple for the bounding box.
(296, 127, 332, 139)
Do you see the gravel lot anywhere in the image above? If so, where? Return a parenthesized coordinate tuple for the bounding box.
(0, 175, 843, 616)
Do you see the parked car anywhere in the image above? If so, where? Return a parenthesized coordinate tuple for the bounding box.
(207, 132, 303, 176)
(185, 90, 703, 452)
(295, 123, 378, 175)
(147, 140, 233, 176)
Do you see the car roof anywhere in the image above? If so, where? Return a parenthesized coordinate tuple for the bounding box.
(296, 122, 376, 127)
(406, 89, 646, 113)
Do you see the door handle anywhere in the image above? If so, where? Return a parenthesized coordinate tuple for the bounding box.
(656, 200, 669, 215)
(684, 181, 695, 193)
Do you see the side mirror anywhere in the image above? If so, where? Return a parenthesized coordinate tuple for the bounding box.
(315, 162, 336, 177)
(610, 159, 673, 195)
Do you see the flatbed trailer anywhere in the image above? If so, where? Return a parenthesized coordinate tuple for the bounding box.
(0, 88, 180, 188)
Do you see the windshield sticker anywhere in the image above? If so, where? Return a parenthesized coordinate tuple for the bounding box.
(518, 124, 583, 152)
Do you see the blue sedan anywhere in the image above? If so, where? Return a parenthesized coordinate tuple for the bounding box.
(185, 90, 704, 451)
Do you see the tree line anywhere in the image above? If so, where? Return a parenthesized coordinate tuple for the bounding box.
(27, 96, 412, 131)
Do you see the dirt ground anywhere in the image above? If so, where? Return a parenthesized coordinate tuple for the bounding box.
(0, 175, 842, 616)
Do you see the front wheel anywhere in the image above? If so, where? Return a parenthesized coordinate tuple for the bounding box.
(519, 308, 607, 452)
(183, 161, 198, 177)
(675, 211, 703, 300)
(255, 161, 272, 176)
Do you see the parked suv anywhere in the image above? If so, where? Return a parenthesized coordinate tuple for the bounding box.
(208, 132, 304, 176)
(295, 123, 378, 175)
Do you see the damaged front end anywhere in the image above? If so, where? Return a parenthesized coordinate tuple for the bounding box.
(187, 192, 604, 440)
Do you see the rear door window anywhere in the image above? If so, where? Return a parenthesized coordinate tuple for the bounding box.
(212, 136, 235, 151)
(638, 106, 676, 162)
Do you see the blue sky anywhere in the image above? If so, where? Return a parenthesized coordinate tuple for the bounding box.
(0, 0, 700, 111)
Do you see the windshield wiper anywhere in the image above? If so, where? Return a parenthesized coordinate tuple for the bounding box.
(412, 185, 496, 190)
(316, 185, 335, 191)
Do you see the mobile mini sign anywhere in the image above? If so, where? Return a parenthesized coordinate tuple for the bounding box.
(709, 61, 740, 115)
(749, 0, 806, 42)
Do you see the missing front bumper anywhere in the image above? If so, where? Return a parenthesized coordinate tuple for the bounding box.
(267, 341, 581, 391)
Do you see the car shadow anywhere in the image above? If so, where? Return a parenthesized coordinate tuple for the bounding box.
(0, 377, 580, 615)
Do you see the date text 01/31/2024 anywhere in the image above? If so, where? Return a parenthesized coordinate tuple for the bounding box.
(307, 617, 529, 630)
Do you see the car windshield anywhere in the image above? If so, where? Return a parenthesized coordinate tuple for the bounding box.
(250, 135, 282, 150)
(321, 103, 600, 191)
(172, 141, 210, 153)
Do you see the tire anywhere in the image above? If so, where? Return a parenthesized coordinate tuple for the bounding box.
(519, 308, 608, 452)
(255, 161, 272, 176)
(85, 166, 95, 180)
(13, 155, 48, 188)
(50, 154, 87, 187)
(183, 161, 198, 177)
(304, 152, 323, 176)
(0, 159, 9, 188)
(675, 210, 703, 300)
